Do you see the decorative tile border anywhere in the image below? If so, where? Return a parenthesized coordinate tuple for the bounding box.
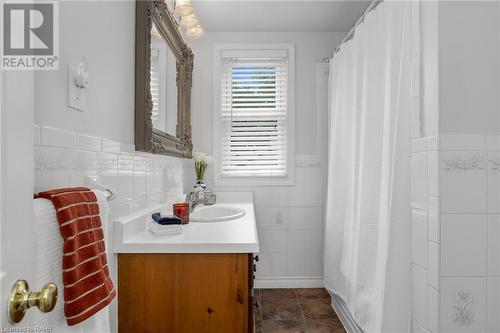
(489, 158, 500, 173)
(33, 124, 188, 219)
(452, 291, 474, 327)
(441, 155, 486, 173)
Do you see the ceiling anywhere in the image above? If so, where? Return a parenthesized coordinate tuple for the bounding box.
(193, 0, 371, 32)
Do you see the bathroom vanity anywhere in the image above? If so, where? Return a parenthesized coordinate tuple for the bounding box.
(114, 192, 259, 333)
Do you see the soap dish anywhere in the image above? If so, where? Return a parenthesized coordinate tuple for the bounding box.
(148, 220, 182, 236)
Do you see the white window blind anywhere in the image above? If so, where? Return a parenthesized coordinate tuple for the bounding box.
(150, 48, 160, 127)
(220, 56, 288, 178)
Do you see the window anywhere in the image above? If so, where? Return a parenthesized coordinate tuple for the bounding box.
(150, 48, 161, 128)
(213, 44, 295, 186)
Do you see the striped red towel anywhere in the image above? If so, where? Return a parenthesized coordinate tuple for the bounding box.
(35, 187, 116, 326)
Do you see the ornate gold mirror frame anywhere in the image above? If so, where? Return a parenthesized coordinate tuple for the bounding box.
(135, 0, 193, 158)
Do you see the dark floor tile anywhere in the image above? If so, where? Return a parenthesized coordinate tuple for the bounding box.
(298, 297, 336, 319)
(306, 319, 346, 333)
(260, 288, 296, 299)
(260, 288, 301, 321)
(294, 288, 330, 299)
(255, 318, 264, 333)
(262, 319, 307, 333)
(261, 299, 302, 321)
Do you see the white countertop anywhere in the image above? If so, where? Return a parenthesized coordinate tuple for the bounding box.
(113, 192, 259, 253)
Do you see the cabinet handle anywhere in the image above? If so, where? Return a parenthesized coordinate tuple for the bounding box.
(254, 301, 259, 308)
(253, 264, 257, 272)
(254, 255, 259, 262)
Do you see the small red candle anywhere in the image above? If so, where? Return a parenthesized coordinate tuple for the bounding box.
(173, 203, 189, 224)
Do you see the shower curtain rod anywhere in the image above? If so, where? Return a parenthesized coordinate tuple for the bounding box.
(323, 0, 384, 62)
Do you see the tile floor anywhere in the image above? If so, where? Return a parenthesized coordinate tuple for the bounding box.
(255, 288, 346, 333)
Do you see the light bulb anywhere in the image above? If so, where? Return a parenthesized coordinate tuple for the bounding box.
(180, 13, 198, 29)
(173, 0, 193, 17)
(186, 25, 204, 39)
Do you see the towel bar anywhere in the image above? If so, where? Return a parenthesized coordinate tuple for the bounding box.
(86, 176, 116, 201)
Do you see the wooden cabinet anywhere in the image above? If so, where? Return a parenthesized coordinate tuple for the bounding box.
(118, 253, 255, 333)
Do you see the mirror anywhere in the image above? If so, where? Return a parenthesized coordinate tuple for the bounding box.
(135, 0, 193, 158)
(150, 22, 177, 135)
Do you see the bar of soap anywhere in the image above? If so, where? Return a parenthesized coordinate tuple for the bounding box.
(151, 213, 183, 225)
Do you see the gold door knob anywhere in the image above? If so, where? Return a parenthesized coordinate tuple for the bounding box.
(8, 279, 58, 324)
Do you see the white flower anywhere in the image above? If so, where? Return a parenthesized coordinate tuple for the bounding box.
(192, 151, 206, 163)
(192, 151, 212, 165)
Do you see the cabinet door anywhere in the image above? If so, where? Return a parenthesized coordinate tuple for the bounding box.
(118, 253, 250, 333)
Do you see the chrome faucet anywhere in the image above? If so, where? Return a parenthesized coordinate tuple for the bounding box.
(185, 191, 203, 212)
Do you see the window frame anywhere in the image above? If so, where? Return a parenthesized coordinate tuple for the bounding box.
(213, 43, 296, 186)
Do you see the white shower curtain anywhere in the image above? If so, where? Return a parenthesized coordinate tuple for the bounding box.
(324, 2, 412, 332)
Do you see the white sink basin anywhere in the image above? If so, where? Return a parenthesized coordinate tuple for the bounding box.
(190, 205, 246, 222)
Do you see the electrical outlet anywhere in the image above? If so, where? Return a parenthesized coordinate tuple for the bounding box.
(67, 65, 86, 112)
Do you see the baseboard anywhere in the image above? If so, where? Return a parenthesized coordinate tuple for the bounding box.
(254, 276, 323, 289)
(330, 293, 364, 333)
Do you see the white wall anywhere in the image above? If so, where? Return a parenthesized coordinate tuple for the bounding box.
(438, 1, 500, 135)
(34, 1, 136, 143)
(186, 31, 343, 285)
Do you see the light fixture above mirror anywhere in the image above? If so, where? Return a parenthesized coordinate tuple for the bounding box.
(173, 0, 204, 39)
(173, 0, 193, 16)
(180, 13, 198, 29)
(186, 25, 204, 39)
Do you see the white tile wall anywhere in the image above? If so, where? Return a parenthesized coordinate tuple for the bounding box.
(487, 277, 500, 333)
(488, 215, 500, 276)
(34, 125, 187, 221)
(40, 125, 76, 149)
(440, 150, 487, 213)
(428, 241, 439, 289)
(34, 146, 71, 190)
(287, 253, 306, 275)
(412, 209, 429, 269)
(435, 134, 500, 333)
(75, 133, 102, 151)
(411, 131, 438, 331)
(487, 150, 500, 213)
(413, 137, 428, 153)
(411, 134, 500, 332)
(428, 150, 440, 197)
(413, 264, 428, 327)
(487, 136, 500, 150)
(413, 320, 430, 333)
(412, 151, 429, 210)
(440, 277, 486, 333)
(428, 196, 440, 243)
(428, 286, 439, 333)
(254, 160, 325, 279)
(441, 214, 487, 277)
(439, 135, 486, 151)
